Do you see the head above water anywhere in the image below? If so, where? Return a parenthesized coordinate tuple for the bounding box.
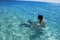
(38, 15, 43, 22)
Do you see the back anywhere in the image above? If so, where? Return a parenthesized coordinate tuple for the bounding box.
(32, 20, 45, 28)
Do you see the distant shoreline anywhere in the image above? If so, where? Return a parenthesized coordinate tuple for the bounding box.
(0, 1, 59, 5)
(0, 1, 59, 6)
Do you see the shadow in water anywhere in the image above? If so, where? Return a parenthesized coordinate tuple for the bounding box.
(19, 20, 33, 28)
(29, 27, 45, 40)
(19, 20, 45, 40)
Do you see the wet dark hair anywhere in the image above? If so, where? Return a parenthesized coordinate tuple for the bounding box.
(38, 15, 43, 21)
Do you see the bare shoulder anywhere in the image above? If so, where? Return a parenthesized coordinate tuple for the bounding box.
(41, 20, 46, 27)
(42, 20, 45, 24)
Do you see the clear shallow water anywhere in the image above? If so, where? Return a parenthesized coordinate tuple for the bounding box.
(0, 1, 60, 40)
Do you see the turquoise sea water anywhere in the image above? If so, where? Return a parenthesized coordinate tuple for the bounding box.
(0, 1, 60, 40)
